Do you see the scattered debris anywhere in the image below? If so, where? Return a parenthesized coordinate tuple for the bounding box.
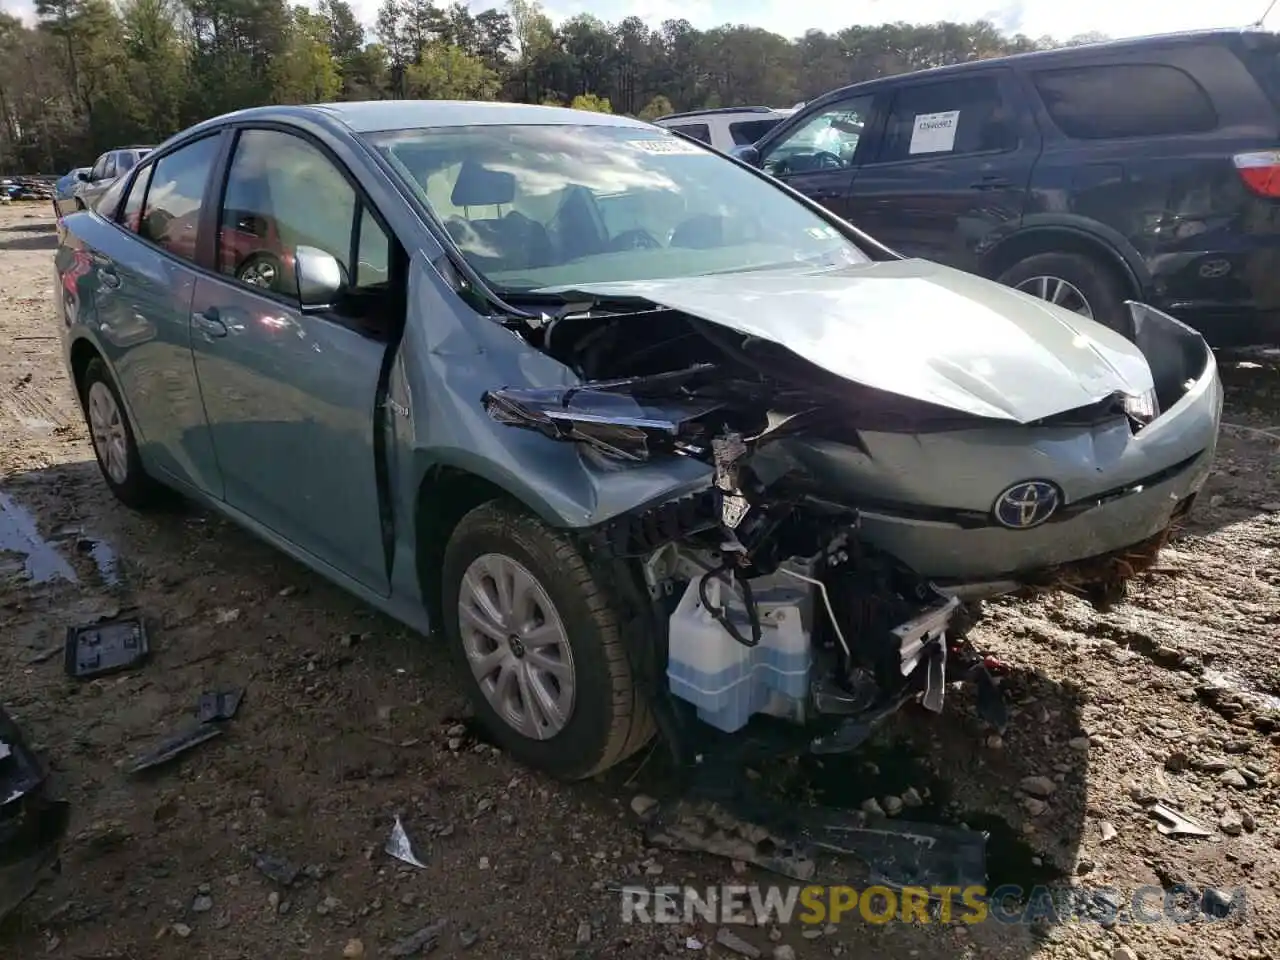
(715, 927, 761, 957)
(1150, 803, 1213, 838)
(214, 608, 241, 624)
(64, 617, 149, 679)
(196, 688, 244, 724)
(253, 852, 300, 886)
(385, 816, 428, 868)
(388, 920, 445, 957)
(1019, 776, 1056, 798)
(343, 940, 365, 958)
(0, 706, 71, 923)
(125, 724, 223, 775)
(22, 643, 62, 665)
(1099, 821, 1118, 843)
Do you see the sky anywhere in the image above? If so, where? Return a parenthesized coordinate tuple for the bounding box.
(1, 0, 1276, 45)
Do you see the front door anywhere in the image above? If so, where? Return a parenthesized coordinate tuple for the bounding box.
(188, 127, 396, 594)
(755, 93, 877, 222)
(845, 70, 1039, 272)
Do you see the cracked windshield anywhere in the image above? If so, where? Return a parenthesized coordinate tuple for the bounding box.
(369, 124, 867, 291)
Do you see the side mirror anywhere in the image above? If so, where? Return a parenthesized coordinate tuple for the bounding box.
(295, 245, 347, 310)
(77, 171, 91, 182)
(731, 145, 761, 167)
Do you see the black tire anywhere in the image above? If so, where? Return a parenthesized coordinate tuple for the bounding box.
(996, 251, 1129, 332)
(441, 500, 655, 780)
(236, 252, 285, 292)
(79, 358, 166, 510)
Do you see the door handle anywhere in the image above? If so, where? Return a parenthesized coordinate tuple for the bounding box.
(195, 308, 228, 338)
(98, 266, 121, 290)
(970, 176, 1013, 190)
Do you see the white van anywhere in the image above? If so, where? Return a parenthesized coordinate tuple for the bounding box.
(654, 106, 797, 154)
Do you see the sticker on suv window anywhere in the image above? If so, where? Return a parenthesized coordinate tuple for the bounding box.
(909, 110, 960, 155)
(628, 138, 705, 155)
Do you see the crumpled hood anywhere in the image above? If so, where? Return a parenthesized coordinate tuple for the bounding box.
(560, 259, 1156, 423)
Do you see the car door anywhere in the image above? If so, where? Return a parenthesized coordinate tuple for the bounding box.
(754, 93, 877, 221)
(87, 134, 227, 497)
(188, 126, 396, 594)
(77, 153, 110, 209)
(844, 69, 1040, 272)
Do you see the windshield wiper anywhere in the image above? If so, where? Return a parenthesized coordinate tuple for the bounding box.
(496, 288, 659, 318)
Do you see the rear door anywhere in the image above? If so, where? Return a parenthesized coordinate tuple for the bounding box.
(845, 69, 1039, 271)
(188, 126, 397, 594)
(86, 134, 226, 496)
(754, 93, 878, 221)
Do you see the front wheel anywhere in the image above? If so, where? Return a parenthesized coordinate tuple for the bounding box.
(997, 251, 1129, 332)
(441, 501, 654, 780)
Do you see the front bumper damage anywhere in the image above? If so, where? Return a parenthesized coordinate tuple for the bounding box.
(481, 293, 1221, 890)
(0, 707, 68, 923)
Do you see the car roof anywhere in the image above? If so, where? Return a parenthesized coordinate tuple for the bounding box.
(807, 27, 1271, 106)
(186, 100, 654, 136)
(656, 106, 781, 122)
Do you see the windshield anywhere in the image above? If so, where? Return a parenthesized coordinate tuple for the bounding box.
(365, 123, 868, 293)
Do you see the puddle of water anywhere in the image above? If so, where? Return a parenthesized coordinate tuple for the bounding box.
(0, 491, 77, 584)
(75, 537, 121, 587)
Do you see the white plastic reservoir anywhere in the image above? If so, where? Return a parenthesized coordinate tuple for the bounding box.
(666, 567, 813, 733)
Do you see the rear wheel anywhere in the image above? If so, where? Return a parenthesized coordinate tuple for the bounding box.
(997, 251, 1129, 332)
(441, 501, 654, 780)
(79, 358, 166, 510)
(236, 252, 284, 292)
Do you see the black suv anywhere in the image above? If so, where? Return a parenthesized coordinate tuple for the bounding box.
(735, 29, 1280, 347)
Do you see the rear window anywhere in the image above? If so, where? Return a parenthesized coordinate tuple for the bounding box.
(729, 118, 781, 145)
(667, 123, 711, 144)
(1233, 33, 1280, 113)
(1033, 64, 1218, 139)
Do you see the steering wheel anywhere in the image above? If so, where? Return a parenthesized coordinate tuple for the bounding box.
(609, 229, 662, 251)
(813, 151, 844, 170)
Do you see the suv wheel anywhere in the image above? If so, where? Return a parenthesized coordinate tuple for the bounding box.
(80, 358, 166, 509)
(441, 501, 654, 780)
(997, 251, 1128, 331)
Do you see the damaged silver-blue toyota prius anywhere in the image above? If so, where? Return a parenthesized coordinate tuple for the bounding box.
(54, 101, 1223, 783)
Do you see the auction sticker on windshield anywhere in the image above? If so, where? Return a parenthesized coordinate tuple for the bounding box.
(909, 110, 959, 155)
(628, 138, 706, 155)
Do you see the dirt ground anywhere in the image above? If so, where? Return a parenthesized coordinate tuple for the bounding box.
(1, 200, 1279, 960)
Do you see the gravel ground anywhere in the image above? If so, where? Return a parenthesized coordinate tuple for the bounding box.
(0, 201, 1278, 960)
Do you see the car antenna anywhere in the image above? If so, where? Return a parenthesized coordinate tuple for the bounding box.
(1252, 0, 1278, 26)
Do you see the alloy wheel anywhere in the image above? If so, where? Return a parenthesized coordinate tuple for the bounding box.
(1014, 275, 1094, 319)
(87, 381, 129, 485)
(457, 552, 576, 740)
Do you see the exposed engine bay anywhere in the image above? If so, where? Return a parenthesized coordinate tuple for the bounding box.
(481, 276, 1221, 746)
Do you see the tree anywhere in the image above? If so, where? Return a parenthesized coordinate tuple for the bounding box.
(406, 42, 498, 100)
(569, 92, 610, 113)
(638, 94, 672, 120)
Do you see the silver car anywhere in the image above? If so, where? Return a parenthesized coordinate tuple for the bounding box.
(54, 102, 1222, 779)
(55, 146, 153, 218)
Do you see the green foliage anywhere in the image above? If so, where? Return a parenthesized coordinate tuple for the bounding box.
(0, 1, 1094, 173)
(569, 92, 610, 113)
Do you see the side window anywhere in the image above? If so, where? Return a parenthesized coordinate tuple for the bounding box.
(668, 123, 711, 144)
(117, 152, 138, 174)
(761, 95, 873, 176)
(89, 154, 109, 182)
(729, 118, 781, 146)
(218, 129, 388, 299)
(876, 76, 1016, 163)
(139, 136, 220, 262)
(119, 164, 153, 233)
(1033, 64, 1218, 140)
(103, 154, 118, 181)
(92, 174, 129, 217)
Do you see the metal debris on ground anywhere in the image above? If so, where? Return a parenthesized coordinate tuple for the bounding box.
(385, 815, 428, 868)
(64, 617, 149, 679)
(124, 723, 223, 775)
(387, 919, 446, 957)
(196, 688, 244, 723)
(0, 706, 70, 923)
(1150, 802, 1214, 838)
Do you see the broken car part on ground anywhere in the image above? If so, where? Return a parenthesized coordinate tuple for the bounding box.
(0, 707, 68, 924)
